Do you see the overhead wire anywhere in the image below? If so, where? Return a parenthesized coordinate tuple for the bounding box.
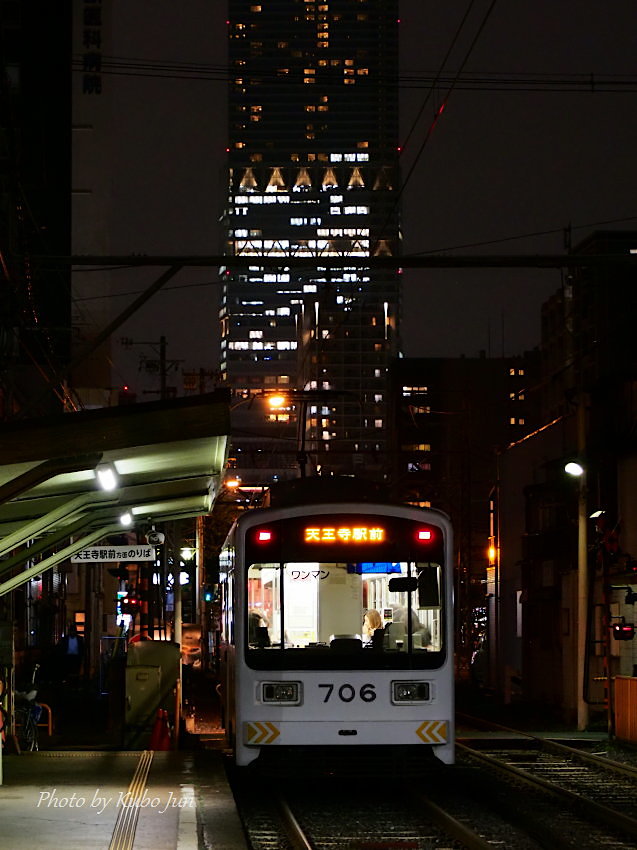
(400, 0, 479, 156)
(62, 212, 637, 310)
(70, 55, 637, 93)
(396, 0, 501, 209)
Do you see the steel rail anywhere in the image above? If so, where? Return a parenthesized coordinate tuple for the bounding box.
(416, 794, 496, 850)
(457, 711, 637, 781)
(276, 797, 315, 850)
(458, 741, 637, 842)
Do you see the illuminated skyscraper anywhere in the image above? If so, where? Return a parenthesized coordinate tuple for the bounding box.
(222, 0, 400, 483)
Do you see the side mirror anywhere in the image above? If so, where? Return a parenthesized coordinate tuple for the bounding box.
(418, 569, 440, 608)
(388, 576, 418, 592)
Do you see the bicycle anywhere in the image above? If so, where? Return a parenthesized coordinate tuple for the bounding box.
(14, 664, 42, 752)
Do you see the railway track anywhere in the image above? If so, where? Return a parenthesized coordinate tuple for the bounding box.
(231, 760, 544, 849)
(456, 715, 637, 848)
(240, 789, 510, 849)
(229, 718, 637, 850)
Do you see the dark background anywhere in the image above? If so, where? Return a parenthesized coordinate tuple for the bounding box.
(94, 1, 637, 390)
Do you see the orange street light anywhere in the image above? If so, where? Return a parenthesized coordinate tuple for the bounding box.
(267, 393, 288, 409)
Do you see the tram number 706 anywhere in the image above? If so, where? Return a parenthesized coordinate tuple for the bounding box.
(318, 683, 377, 703)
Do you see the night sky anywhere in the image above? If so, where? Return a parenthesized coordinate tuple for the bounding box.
(99, 1, 637, 393)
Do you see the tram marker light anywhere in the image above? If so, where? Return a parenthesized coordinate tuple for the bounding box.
(417, 529, 432, 541)
(392, 681, 431, 703)
(261, 682, 302, 704)
(257, 530, 273, 542)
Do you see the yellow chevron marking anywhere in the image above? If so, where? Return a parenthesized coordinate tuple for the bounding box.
(416, 720, 448, 744)
(245, 721, 280, 745)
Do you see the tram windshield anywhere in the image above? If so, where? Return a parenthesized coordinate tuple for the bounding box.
(245, 560, 444, 669)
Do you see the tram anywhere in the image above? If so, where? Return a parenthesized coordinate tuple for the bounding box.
(217, 480, 454, 768)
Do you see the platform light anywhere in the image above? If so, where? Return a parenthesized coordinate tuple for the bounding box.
(96, 463, 118, 491)
(564, 461, 585, 477)
(119, 511, 133, 527)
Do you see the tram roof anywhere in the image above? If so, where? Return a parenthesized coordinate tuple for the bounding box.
(0, 391, 230, 595)
(264, 476, 392, 508)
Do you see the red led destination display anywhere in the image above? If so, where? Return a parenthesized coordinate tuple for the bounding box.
(245, 514, 443, 564)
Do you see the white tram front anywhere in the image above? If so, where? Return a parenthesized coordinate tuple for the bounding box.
(218, 491, 454, 768)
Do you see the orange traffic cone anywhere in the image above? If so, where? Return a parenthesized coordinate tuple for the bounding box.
(149, 709, 163, 749)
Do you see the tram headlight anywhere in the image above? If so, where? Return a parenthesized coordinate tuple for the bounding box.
(261, 682, 302, 705)
(391, 681, 431, 704)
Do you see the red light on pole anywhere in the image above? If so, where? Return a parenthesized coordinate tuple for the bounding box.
(612, 622, 635, 640)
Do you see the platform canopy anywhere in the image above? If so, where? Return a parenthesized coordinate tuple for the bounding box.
(0, 391, 230, 596)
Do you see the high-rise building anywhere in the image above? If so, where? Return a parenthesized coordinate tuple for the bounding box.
(0, 0, 72, 418)
(222, 0, 401, 486)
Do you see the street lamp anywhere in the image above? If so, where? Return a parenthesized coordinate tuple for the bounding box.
(267, 389, 346, 478)
(565, 459, 589, 730)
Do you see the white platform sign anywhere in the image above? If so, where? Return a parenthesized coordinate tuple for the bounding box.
(71, 545, 157, 563)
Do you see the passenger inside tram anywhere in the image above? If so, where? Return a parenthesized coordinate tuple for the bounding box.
(248, 609, 271, 647)
(246, 560, 442, 653)
(391, 607, 433, 649)
(362, 608, 383, 641)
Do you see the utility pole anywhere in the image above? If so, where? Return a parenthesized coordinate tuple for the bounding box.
(121, 335, 182, 400)
(575, 398, 589, 731)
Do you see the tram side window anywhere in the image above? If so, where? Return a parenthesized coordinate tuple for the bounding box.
(246, 561, 443, 653)
(220, 545, 235, 645)
(222, 572, 235, 645)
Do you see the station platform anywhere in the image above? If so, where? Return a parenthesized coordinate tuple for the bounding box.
(0, 669, 248, 850)
(0, 748, 248, 850)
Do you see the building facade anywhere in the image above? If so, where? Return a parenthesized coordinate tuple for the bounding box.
(497, 232, 637, 725)
(0, 0, 72, 419)
(390, 352, 541, 673)
(222, 0, 401, 485)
